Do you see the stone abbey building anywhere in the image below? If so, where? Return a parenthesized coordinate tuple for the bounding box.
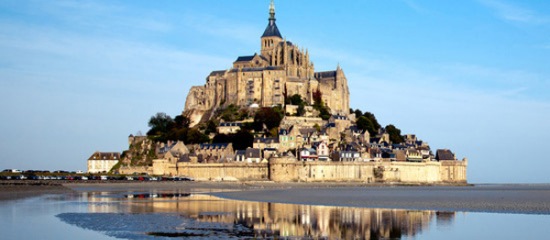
(184, 1, 350, 126)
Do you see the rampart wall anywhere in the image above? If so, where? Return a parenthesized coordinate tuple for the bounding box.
(164, 158, 467, 183)
(177, 162, 268, 181)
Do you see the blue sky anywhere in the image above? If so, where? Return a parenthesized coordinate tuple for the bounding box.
(0, 0, 549, 183)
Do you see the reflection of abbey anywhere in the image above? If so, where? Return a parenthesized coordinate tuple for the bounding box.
(184, 0, 349, 126)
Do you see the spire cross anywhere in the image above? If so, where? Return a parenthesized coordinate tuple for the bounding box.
(269, 0, 276, 21)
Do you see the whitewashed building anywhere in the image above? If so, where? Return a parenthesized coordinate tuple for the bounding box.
(87, 152, 120, 174)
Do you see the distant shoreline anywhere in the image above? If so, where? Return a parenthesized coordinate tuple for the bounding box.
(2, 181, 550, 215)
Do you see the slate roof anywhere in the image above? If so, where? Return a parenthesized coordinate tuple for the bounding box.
(236, 55, 255, 62)
(88, 152, 120, 161)
(254, 137, 279, 143)
(219, 122, 242, 127)
(314, 71, 337, 79)
(262, 21, 282, 38)
(436, 149, 455, 161)
(245, 148, 261, 158)
(209, 70, 226, 76)
(199, 143, 230, 149)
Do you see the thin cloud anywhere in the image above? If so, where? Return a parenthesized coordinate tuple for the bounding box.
(401, 0, 430, 14)
(479, 0, 549, 24)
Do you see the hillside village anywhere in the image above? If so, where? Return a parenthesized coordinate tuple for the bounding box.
(87, 1, 466, 183)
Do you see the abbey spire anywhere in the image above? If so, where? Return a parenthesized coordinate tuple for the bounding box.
(261, 0, 282, 39)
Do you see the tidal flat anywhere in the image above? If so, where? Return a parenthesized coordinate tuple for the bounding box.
(2, 181, 550, 239)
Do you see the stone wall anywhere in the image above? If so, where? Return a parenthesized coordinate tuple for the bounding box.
(152, 158, 467, 183)
(177, 162, 268, 181)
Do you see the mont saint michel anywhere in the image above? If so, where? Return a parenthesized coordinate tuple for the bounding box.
(87, 1, 468, 184)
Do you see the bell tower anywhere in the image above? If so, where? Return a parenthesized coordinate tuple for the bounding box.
(261, 0, 283, 58)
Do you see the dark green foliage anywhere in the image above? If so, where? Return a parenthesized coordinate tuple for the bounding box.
(363, 111, 381, 130)
(212, 130, 253, 150)
(219, 104, 248, 122)
(146, 112, 209, 144)
(356, 116, 377, 136)
(312, 89, 331, 120)
(147, 112, 174, 137)
(385, 124, 405, 144)
(205, 119, 218, 135)
(186, 128, 210, 144)
(289, 94, 304, 105)
(253, 107, 283, 132)
(353, 109, 363, 119)
(296, 103, 305, 116)
(174, 115, 190, 129)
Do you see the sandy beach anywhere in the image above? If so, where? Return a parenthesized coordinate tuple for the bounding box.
(2, 181, 550, 214)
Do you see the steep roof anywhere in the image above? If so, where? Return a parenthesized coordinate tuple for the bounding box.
(436, 149, 455, 161)
(262, 0, 282, 38)
(88, 152, 120, 161)
(262, 21, 282, 38)
(236, 55, 256, 62)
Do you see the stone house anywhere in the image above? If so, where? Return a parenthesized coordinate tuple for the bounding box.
(299, 148, 318, 161)
(278, 126, 299, 152)
(158, 141, 189, 164)
(332, 150, 361, 162)
(436, 149, 456, 161)
(245, 148, 262, 163)
(329, 114, 351, 133)
(406, 149, 423, 162)
(87, 152, 121, 174)
(217, 122, 243, 134)
(194, 143, 234, 162)
(316, 141, 330, 161)
(253, 137, 280, 149)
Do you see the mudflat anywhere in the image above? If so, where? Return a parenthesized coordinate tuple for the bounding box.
(64, 181, 550, 214)
(213, 183, 550, 214)
(3, 181, 550, 215)
(0, 181, 74, 201)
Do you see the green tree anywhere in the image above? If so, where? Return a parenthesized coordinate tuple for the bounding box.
(254, 107, 283, 132)
(363, 111, 381, 131)
(312, 89, 331, 120)
(353, 109, 363, 119)
(385, 124, 405, 144)
(147, 112, 176, 142)
(174, 115, 190, 129)
(289, 94, 304, 105)
(186, 128, 210, 144)
(356, 116, 376, 136)
(212, 130, 253, 150)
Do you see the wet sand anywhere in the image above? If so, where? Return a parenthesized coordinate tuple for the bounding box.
(3, 181, 550, 214)
(0, 181, 74, 201)
(213, 184, 550, 214)
(64, 181, 550, 214)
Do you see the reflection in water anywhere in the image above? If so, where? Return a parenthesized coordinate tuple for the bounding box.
(73, 192, 455, 239)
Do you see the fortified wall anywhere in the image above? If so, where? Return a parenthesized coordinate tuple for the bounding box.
(150, 158, 467, 183)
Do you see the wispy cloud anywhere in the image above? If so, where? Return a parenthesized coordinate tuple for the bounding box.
(479, 0, 549, 24)
(401, 0, 430, 14)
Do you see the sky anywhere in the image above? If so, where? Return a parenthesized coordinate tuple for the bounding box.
(0, 0, 549, 183)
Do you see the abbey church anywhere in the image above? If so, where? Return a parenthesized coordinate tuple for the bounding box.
(184, 1, 350, 126)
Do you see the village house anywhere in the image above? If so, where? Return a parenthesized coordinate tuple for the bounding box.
(158, 141, 189, 164)
(436, 149, 456, 161)
(299, 147, 318, 161)
(245, 148, 262, 163)
(87, 151, 121, 174)
(217, 122, 243, 134)
(194, 143, 234, 162)
(329, 114, 352, 133)
(315, 141, 330, 161)
(253, 137, 280, 149)
(278, 126, 298, 152)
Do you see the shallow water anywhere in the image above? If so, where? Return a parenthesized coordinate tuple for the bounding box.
(1, 189, 550, 239)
